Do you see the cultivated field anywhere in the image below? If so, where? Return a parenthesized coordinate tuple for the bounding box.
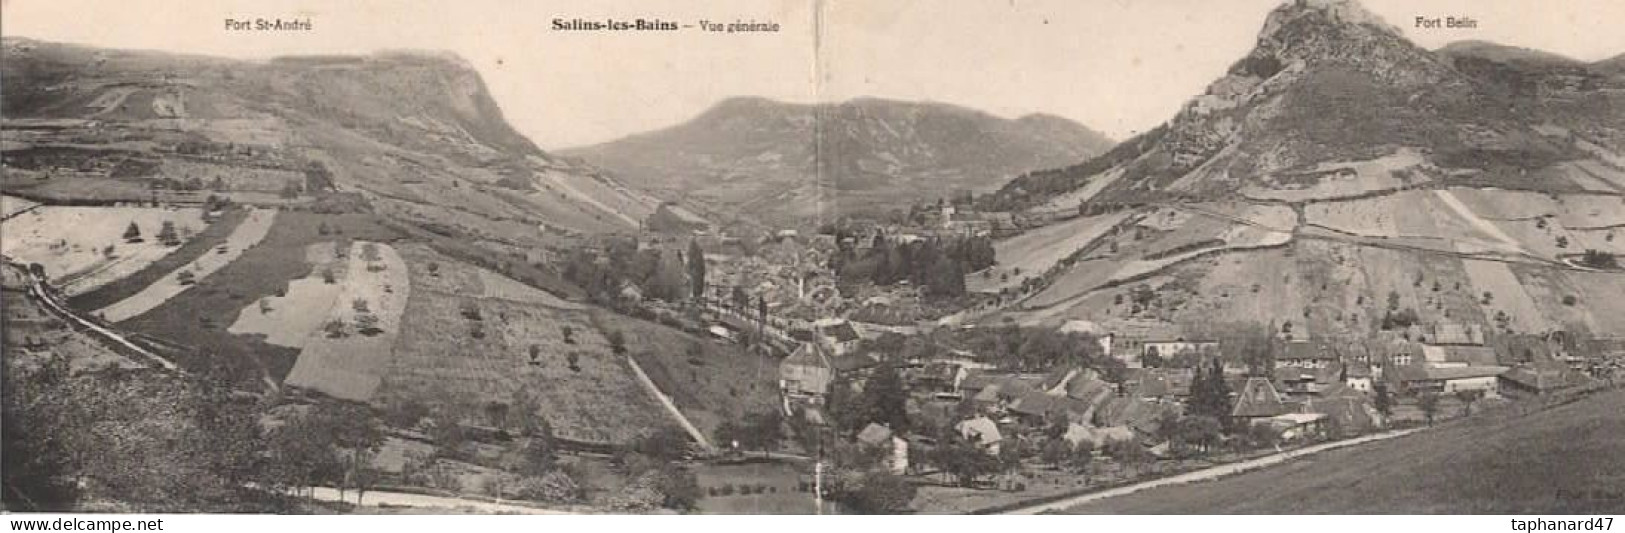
(601, 311, 781, 438)
(0, 194, 41, 219)
(227, 242, 344, 348)
(1459, 255, 1557, 334)
(283, 241, 412, 402)
(95, 208, 276, 322)
(1244, 148, 1429, 202)
(1062, 388, 1625, 513)
(114, 210, 401, 384)
(969, 211, 1130, 294)
(0, 205, 206, 292)
(1035, 166, 1127, 212)
(377, 245, 672, 445)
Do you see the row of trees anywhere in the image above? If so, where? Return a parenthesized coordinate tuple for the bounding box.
(561, 238, 707, 305)
(833, 235, 996, 299)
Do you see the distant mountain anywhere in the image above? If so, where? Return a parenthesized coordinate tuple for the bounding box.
(1593, 53, 1625, 77)
(1, 37, 669, 237)
(560, 97, 1113, 225)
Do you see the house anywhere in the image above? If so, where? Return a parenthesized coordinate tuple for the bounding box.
(955, 416, 1003, 455)
(1342, 363, 1374, 392)
(1127, 368, 1194, 400)
(1498, 363, 1597, 399)
(1093, 396, 1180, 439)
(1264, 413, 1327, 441)
(1388, 364, 1508, 395)
(815, 320, 864, 356)
(1278, 340, 1339, 368)
(779, 343, 836, 401)
(1300, 386, 1380, 432)
(1008, 390, 1094, 426)
(911, 361, 965, 394)
(1139, 339, 1219, 366)
(1420, 344, 1499, 366)
(1062, 423, 1136, 449)
(856, 423, 909, 475)
(1232, 377, 1292, 425)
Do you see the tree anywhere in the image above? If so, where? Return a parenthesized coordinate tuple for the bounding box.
(1418, 391, 1440, 427)
(516, 469, 586, 504)
(156, 220, 181, 246)
(928, 432, 1001, 487)
(1580, 249, 1619, 269)
(650, 463, 701, 511)
(854, 365, 910, 433)
(686, 240, 707, 303)
(633, 427, 692, 462)
(521, 421, 558, 476)
(1059, 441, 1093, 475)
(826, 470, 916, 514)
(608, 330, 627, 356)
(1455, 389, 1484, 417)
(1372, 382, 1394, 423)
(1040, 438, 1071, 469)
(1106, 439, 1152, 477)
(123, 221, 143, 243)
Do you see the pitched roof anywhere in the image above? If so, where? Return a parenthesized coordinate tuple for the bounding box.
(1233, 377, 1291, 418)
(1420, 365, 1509, 381)
(1280, 340, 1338, 361)
(1134, 368, 1194, 398)
(783, 342, 832, 369)
(1066, 376, 1113, 402)
(856, 423, 894, 446)
(1062, 423, 1136, 447)
(956, 417, 1002, 447)
(1499, 365, 1596, 392)
(823, 322, 862, 343)
(1300, 396, 1376, 431)
(830, 353, 880, 372)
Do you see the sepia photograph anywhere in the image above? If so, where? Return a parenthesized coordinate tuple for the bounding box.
(1, 0, 1623, 523)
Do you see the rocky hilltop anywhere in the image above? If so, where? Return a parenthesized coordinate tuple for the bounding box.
(987, 0, 1623, 211)
(1, 37, 667, 239)
(972, 0, 1625, 352)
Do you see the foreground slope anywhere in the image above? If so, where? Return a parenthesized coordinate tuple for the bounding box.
(1064, 388, 1625, 513)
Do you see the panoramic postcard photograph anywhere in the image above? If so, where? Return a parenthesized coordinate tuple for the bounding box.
(2, 0, 1623, 520)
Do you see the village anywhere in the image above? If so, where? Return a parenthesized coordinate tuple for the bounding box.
(567, 197, 1625, 513)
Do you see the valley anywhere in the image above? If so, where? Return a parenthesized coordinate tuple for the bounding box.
(4, 0, 1624, 517)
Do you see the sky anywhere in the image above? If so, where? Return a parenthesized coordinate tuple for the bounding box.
(5, 0, 1624, 150)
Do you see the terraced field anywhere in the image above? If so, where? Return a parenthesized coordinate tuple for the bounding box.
(282, 241, 412, 402)
(0, 205, 207, 292)
(227, 242, 345, 348)
(377, 245, 672, 445)
(968, 211, 1130, 294)
(95, 208, 276, 322)
(1460, 256, 1558, 334)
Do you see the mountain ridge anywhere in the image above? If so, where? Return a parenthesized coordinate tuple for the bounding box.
(561, 96, 1114, 225)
